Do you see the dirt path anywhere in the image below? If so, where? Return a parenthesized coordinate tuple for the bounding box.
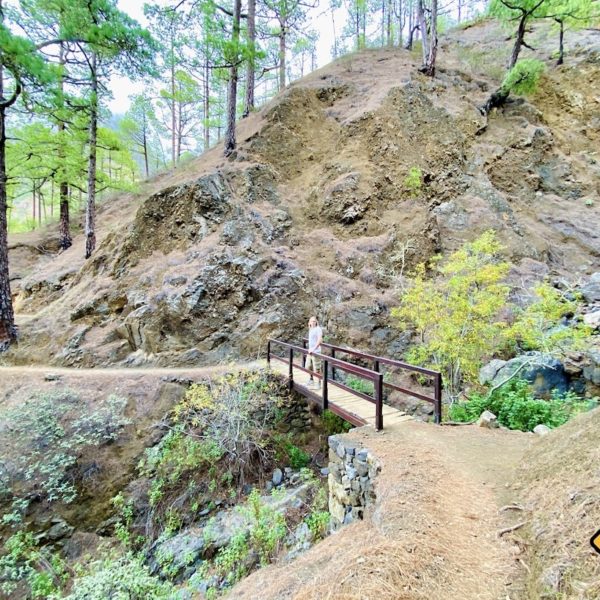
(231, 420, 531, 600)
(0, 361, 262, 378)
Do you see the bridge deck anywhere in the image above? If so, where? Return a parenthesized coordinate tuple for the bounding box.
(268, 360, 412, 429)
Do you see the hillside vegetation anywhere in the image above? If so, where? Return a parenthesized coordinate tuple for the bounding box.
(4, 19, 599, 370)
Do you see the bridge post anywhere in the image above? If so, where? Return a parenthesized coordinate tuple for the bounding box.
(331, 348, 336, 381)
(302, 339, 307, 368)
(267, 340, 271, 365)
(288, 348, 294, 390)
(375, 373, 384, 431)
(322, 357, 329, 410)
(434, 373, 442, 425)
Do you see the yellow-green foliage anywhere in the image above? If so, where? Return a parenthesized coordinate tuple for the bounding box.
(403, 166, 423, 197)
(510, 284, 592, 354)
(392, 231, 511, 397)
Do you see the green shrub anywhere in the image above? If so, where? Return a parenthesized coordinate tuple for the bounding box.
(287, 444, 311, 469)
(501, 59, 546, 96)
(321, 410, 352, 435)
(345, 376, 374, 396)
(403, 166, 423, 197)
(449, 379, 597, 431)
(63, 554, 177, 600)
(306, 511, 330, 540)
(0, 391, 130, 523)
(0, 531, 69, 598)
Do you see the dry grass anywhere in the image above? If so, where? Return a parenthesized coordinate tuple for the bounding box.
(514, 408, 600, 599)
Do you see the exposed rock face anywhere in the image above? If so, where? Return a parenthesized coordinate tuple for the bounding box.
(150, 483, 312, 581)
(581, 273, 600, 304)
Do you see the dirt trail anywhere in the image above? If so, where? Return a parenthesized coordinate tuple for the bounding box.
(0, 360, 261, 378)
(231, 420, 532, 600)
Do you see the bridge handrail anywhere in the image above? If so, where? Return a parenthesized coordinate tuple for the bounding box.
(304, 339, 439, 377)
(300, 338, 442, 425)
(267, 338, 385, 429)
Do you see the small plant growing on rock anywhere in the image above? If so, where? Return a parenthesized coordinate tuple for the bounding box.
(403, 166, 423, 197)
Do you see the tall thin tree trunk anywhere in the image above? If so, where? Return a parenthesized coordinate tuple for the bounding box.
(170, 31, 176, 166)
(32, 185, 36, 224)
(243, 0, 256, 117)
(417, 0, 428, 63)
(204, 55, 210, 150)
(224, 0, 241, 156)
(386, 0, 393, 45)
(556, 19, 564, 65)
(279, 23, 286, 91)
(58, 43, 72, 250)
(85, 52, 98, 259)
(422, 0, 437, 76)
(457, 0, 462, 23)
(142, 126, 149, 177)
(0, 20, 18, 350)
(331, 7, 338, 58)
(509, 12, 527, 69)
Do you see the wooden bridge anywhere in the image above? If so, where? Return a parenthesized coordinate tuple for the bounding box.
(267, 339, 442, 430)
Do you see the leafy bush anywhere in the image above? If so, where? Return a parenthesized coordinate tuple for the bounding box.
(0, 531, 67, 598)
(510, 283, 592, 355)
(321, 409, 352, 435)
(501, 59, 546, 95)
(345, 375, 374, 396)
(1, 390, 130, 524)
(392, 231, 511, 399)
(449, 379, 597, 431)
(62, 554, 177, 600)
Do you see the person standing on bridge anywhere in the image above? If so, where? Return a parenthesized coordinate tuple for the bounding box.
(306, 316, 323, 388)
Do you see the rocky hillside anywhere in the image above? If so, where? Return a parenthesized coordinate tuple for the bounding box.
(5, 20, 600, 368)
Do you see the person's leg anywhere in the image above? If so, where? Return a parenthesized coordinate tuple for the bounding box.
(314, 358, 321, 388)
(306, 355, 315, 384)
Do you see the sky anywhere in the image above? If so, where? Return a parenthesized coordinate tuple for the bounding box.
(109, 0, 342, 115)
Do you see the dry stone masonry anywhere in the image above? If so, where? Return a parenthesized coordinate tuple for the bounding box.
(327, 435, 381, 530)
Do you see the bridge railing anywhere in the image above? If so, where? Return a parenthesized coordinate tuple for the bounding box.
(267, 338, 385, 430)
(302, 339, 442, 425)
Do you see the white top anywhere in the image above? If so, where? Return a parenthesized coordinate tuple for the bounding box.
(308, 326, 323, 353)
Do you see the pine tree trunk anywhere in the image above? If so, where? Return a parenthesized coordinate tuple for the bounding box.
(224, 0, 241, 156)
(243, 0, 256, 118)
(58, 43, 72, 250)
(143, 127, 149, 178)
(85, 53, 98, 260)
(0, 61, 17, 351)
(279, 24, 286, 91)
(509, 13, 527, 69)
(417, 0, 428, 64)
(170, 29, 176, 166)
(386, 0, 393, 46)
(556, 19, 564, 65)
(421, 0, 437, 76)
(204, 55, 210, 150)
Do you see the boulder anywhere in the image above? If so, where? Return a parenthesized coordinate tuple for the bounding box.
(581, 273, 600, 303)
(480, 352, 568, 396)
(533, 424, 551, 436)
(272, 468, 283, 486)
(479, 359, 507, 386)
(477, 410, 499, 429)
(583, 310, 600, 329)
(583, 350, 600, 386)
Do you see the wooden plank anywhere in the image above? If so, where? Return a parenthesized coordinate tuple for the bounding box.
(265, 359, 412, 429)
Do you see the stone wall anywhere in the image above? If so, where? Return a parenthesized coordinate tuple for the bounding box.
(274, 391, 313, 435)
(327, 435, 381, 530)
